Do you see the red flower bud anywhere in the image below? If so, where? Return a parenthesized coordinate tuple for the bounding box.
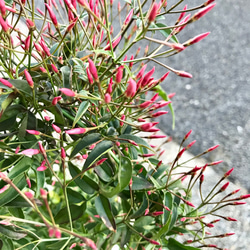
(220, 182, 229, 192)
(148, 2, 158, 23)
(175, 70, 193, 78)
(45, 4, 58, 27)
(151, 111, 168, 117)
(192, 3, 216, 21)
(59, 88, 76, 97)
(88, 58, 98, 80)
(24, 69, 34, 88)
(224, 167, 234, 178)
(66, 128, 86, 134)
(125, 78, 136, 98)
(186, 32, 210, 45)
(124, 9, 133, 25)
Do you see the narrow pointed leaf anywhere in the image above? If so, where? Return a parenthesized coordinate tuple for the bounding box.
(83, 141, 113, 170)
(0, 225, 26, 240)
(0, 175, 27, 207)
(54, 204, 86, 224)
(73, 101, 89, 127)
(95, 195, 116, 231)
(167, 238, 201, 250)
(68, 162, 98, 194)
(70, 133, 102, 158)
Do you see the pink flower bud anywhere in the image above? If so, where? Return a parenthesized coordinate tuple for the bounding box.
(192, 3, 216, 21)
(120, 114, 125, 126)
(59, 88, 76, 97)
(207, 144, 219, 152)
(0, 15, 8, 32)
(96, 158, 107, 166)
(48, 227, 55, 237)
(104, 93, 111, 103)
(55, 229, 61, 238)
(38, 141, 46, 155)
(37, 164, 47, 171)
(115, 66, 123, 83)
(175, 70, 193, 78)
(26, 177, 31, 188)
(152, 211, 164, 216)
(65, 128, 86, 134)
(25, 191, 34, 199)
(129, 55, 134, 68)
(39, 40, 51, 57)
(0, 78, 13, 88)
(139, 100, 152, 108)
(136, 64, 147, 80)
(52, 96, 61, 105)
(224, 167, 234, 178)
(138, 118, 146, 122)
(207, 160, 223, 166)
(88, 58, 98, 80)
(40, 188, 47, 199)
(148, 135, 167, 139)
(151, 100, 171, 110)
(177, 5, 187, 23)
(141, 67, 155, 87)
(168, 93, 176, 99)
(24, 69, 34, 88)
(184, 200, 195, 207)
(69, 243, 76, 249)
(141, 153, 155, 157)
(105, 35, 121, 50)
(0, 0, 6, 17)
(186, 32, 210, 45)
(6, 6, 16, 13)
(64, 0, 75, 11)
(149, 239, 160, 245)
(26, 130, 40, 135)
(140, 122, 158, 132)
(239, 194, 250, 200)
(36, 7, 45, 16)
(0, 185, 9, 194)
(184, 130, 192, 140)
(147, 128, 160, 132)
(21, 148, 40, 156)
(186, 140, 196, 149)
(151, 111, 168, 117)
(124, 9, 133, 25)
(204, 0, 215, 6)
(125, 78, 136, 98)
(52, 124, 61, 133)
(67, 17, 78, 32)
(15, 146, 20, 154)
(25, 19, 35, 29)
(144, 208, 149, 215)
(86, 67, 94, 85)
(129, 140, 138, 146)
(220, 182, 229, 192)
(177, 148, 186, 159)
(226, 217, 237, 221)
(50, 63, 59, 74)
(148, 2, 158, 23)
(233, 201, 246, 205)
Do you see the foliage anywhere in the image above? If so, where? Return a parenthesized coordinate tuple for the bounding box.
(0, 0, 248, 250)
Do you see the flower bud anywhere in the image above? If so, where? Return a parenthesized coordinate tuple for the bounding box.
(192, 3, 216, 21)
(0, 78, 12, 88)
(148, 2, 158, 23)
(0, 15, 8, 32)
(24, 69, 34, 88)
(59, 88, 76, 97)
(104, 93, 111, 103)
(45, 4, 58, 27)
(88, 58, 98, 81)
(124, 9, 133, 25)
(26, 130, 40, 135)
(125, 78, 136, 98)
(21, 148, 40, 156)
(66, 128, 86, 134)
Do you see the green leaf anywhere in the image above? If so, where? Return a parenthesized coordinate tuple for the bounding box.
(95, 195, 116, 231)
(94, 161, 113, 182)
(47, 105, 65, 125)
(83, 140, 113, 170)
(67, 187, 85, 204)
(0, 225, 26, 240)
(134, 216, 155, 232)
(0, 175, 27, 207)
(131, 176, 153, 190)
(100, 156, 132, 198)
(118, 134, 152, 151)
(155, 192, 173, 239)
(153, 85, 175, 129)
(8, 79, 32, 96)
(167, 238, 201, 250)
(70, 133, 102, 158)
(8, 207, 24, 219)
(149, 23, 179, 43)
(130, 194, 148, 219)
(60, 66, 72, 89)
(73, 101, 90, 127)
(8, 157, 32, 179)
(68, 162, 98, 194)
(54, 204, 86, 224)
